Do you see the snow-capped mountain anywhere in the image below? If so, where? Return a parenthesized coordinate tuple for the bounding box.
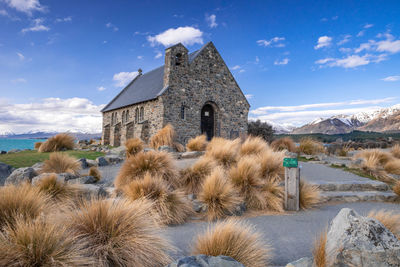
(0, 131, 101, 140)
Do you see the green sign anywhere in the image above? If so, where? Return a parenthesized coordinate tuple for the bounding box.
(283, 158, 298, 168)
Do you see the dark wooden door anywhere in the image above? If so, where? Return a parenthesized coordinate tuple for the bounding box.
(201, 104, 214, 141)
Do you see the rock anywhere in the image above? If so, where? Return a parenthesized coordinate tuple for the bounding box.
(286, 257, 313, 267)
(109, 146, 126, 157)
(0, 162, 14, 186)
(79, 184, 108, 198)
(86, 159, 98, 167)
(166, 255, 244, 267)
(326, 208, 400, 267)
(7, 149, 21, 153)
(143, 147, 155, 153)
(192, 199, 203, 213)
(67, 176, 97, 184)
(31, 162, 43, 173)
(78, 158, 88, 169)
(96, 157, 108, 166)
(5, 167, 36, 185)
(32, 172, 78, 185)
(181, 151, 205, 159)
(352, 157, 365, 166)
(103, 155, 123, 164)
(158, 145, 175, 153)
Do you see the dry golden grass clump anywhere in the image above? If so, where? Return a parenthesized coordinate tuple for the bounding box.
(198, 168, 242, 221)
(205, 137, 240, 168)
(123, 173, 193, 225)
(0, 183, 49, 229)
(391, 144, 400, 159)
(65, 198, 173, 267)
(41, 152, 81, 175)
(192, 219, 272, 267)
(257, 149, 285, 181)
(298, 137, 325, 155)
(394, 181, 400, 198)
(261, 179, 284, 212)
(186, 135, 208, 151)
(88, 166, 102, 181)
(173, 142, 185, 152)
(356, 149, 393, 166)
(38, 133, 75, 152)
(312, 230, 328, 267)
(150, 124, 176, 150)
(179, 156, 216, 194)
(0, 218, 89, 267)
(271, 137, 296, 152)
(368, 210, 400, 239)
(239, 136, 268, 156)
(115, 150, 178, 190)
(384, 159, 400, 175)
(299, 180, 321, 209)
(34, 141, 42, 150)
(35, 173, 80, 202)
(125, 137, 144, 157)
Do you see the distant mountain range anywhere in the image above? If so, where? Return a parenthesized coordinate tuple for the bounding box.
(0, 131, 101, 140)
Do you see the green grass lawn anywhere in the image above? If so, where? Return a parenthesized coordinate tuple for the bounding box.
(0, 150, 105, 168)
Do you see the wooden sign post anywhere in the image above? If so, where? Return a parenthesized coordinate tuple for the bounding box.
(283, 157, 300, 211)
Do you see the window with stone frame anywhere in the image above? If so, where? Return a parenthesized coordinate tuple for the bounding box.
(125, 110, 129, 122)
(180, 105, 185, 120)
(135, 108, 139, 123)
(122, 111, 125, 124)
(140, 107, 144, 121)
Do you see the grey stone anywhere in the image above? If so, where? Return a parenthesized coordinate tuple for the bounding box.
(109, 146, 126, 157)
(158, 145, 175, 153)
(103, 154, 123, 164)
(143, 147, 155, 153)
(5, 167, 36, 185)
(192, 199, 203, 213)
(96, 156, 108, 166)
(78, 158, 88, 169)
(79, 184, 108, 198)
(68, 175, 97, 185)
(166, 255, 244, 267)
(86, 159, 98, 167)
(352, 157, 365, 166)
(32, 172, 78, 185)
(31, 162, 43, 172)
(320, 191, 397, 203)
(58, 172, 79, 181)
(286, 257, 313, 267)
(326, 208, 400, 267)
(7, 149, 21, 153)
(181, 151, 204, 159)
(0, 162, 14, 186)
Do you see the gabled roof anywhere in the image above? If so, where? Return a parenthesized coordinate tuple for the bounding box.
(101, 43, 210, 113)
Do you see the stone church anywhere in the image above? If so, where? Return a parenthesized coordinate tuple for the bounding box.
(101, 42, 250, 146)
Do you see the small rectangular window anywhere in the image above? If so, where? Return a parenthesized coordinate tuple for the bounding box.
(180, 105, 185, 120)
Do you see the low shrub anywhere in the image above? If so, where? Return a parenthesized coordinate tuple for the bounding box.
(391, 144, 400, 159)
(41, 152, 81, 175)
(271, 137, 296, 152)
(299, 180, 320, 210)
(368, 210, 400, 239)
(179, 157, 216, 194)
(38, 133, 75, 152)
(257, 149, 285, 181)
(88, 166, 102, 181)
(150, 124, 176, 150)
(123, 173, 193, 225)
(298, 138, 325, 155)
(186, 135, 208, 151)
(247, 120, 274, 142)
(192, 219, 272, 267)
(34, 142, 42, 150)
(312, 230, 328, 267)
(115, 151, 178, 190)
(125, 138, 144, 158)
(198, 168, 242, 221)
(239, 136, 268, 156)
(65, 198, 173, 267)
(205, 137, 240, 168)
(35, 173, 80, 202)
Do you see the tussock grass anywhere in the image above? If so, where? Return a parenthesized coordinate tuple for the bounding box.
(205, 137, 240, 168)
(115, 151, 178, 190)
(394, 181, 400, 198)
(357, 149, 393, 165)
(261, 179, 284, 212)
(34, 142, 42, 150)
(35, 173, 81, 202)
(229, 156, 266, 210)
(192, 219, 272, 267)
(271, 137, 296, 152)
(368, 210, 400, 239)
(299, 180, 320, 210)
(173, 142, 185, 152)
(125, 138, 144, 158)
(38, 133, 75, 153)
(65, 198, 173, 267)
(0, 183, 49, 229)
(186, 135, 208, 151)
(88, 166, 102, 181)
(239, 136, 268, 156)
(355, 150, 398, 184)
(198, 168, 242, 221)
(179, 157, 216, 194)
(123, 173, 193, 225)
(150, 124, 176, 150)
(312, 230, 328, 267)
(41, 152, 81, 175)
(257, 149, 285, 181)
(391, 144, 400, 159)
(298, 137, 325, 155)
(0, 218, 89, 266)
(384, 159, 400, 175)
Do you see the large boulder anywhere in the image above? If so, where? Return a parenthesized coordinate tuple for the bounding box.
(78, 158, 88, 169)
(96, 156, 108, 167)
(5, 167, 37, 185)
(0, 162, 14, 186)
(286, 257, 313, 267)
(103, 155, 123, 164)
(109, 146, 126, 157)
(166, 255, 244, 267)
(326, 208, 400, 266)
(32, 172, 78, 185)
(67, 175, 97, 185)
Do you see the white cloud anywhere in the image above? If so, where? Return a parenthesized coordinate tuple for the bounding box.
(231, 65, 241, 70)
(376, 34, 400, 53)
(257, 37, 285, 47)
(245, 94, 253, 99)
(314, 36, 332, 49)
(147, 26, 203, 47)
(239, 69, 245, 73)
(2, 0, 45, 14)
(97, 86, 106, 91)
(137, 55, 143, 60)
(113, 71, 139, 87)
(11, 78, 27, 83)
(337, 34, 351, 45)
(154, 51, 162, 59)
(55, 16, 72, 23)
(0, 97, 104, 134)
(106, 22, 118, 32)
(364, 23, 374, 29)
(382, 75, 400, 82)
(357, 30, 365, 37)
(0, 9, 8, 16)
(205, 14, 217, 28)
(16, 52, 24, 61)
(315, 54, 385, 68)
(21, 18, 49, 33)
(274, 58, 289, 65)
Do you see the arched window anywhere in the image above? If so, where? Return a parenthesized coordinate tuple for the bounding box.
(140, 107, 144, 121)
(126, 110, 129, 122)
(180, 105, 185, 120)
(135, 108, 139, 123)
(111, 113, 114, 125)
(175, 53, 182, 66)
(122, 111, 125, 124)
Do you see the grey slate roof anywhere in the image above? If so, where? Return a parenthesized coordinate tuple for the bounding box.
(101, 43, 209, 112)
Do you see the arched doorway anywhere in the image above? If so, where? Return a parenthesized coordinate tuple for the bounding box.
(103, 124, 110, 145)
(113, 123, 121, 147)
(201, 104, 215, 141)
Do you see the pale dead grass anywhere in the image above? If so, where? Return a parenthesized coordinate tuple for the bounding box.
(368, 210, 400, 239)
(38, 133, 75, 152)
(394, 181, 400, 198)
(125, 137, 144, 158)
(261, 179, 284, 212)
(299, 180, 321, 210)
(391, 144, 400, 159)
(186, 135, 208, 151)
(205, 137, 240, 168)
(88, 166, 102, 181)
(35, 173, 81, 202)
(384, 159, 400, 175)
(179, 156, 216, 194)
(298, 137, 325, 155)
(257, 149, 285, 181)
(312, 230, 328, 267)
(239, 136, 268, 156)
(34, 141, 42, 150)
(150, 124, 176, 150)
(41, 152, 81, 175)
(271, 137, 296, 152)
(198, 168, 242, 221)
(192, 219, 272, 267)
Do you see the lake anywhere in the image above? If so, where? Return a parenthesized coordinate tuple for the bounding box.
(0, 138, 47, 152)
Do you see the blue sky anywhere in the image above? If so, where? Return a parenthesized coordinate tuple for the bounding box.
(0, 0, 399, 133)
